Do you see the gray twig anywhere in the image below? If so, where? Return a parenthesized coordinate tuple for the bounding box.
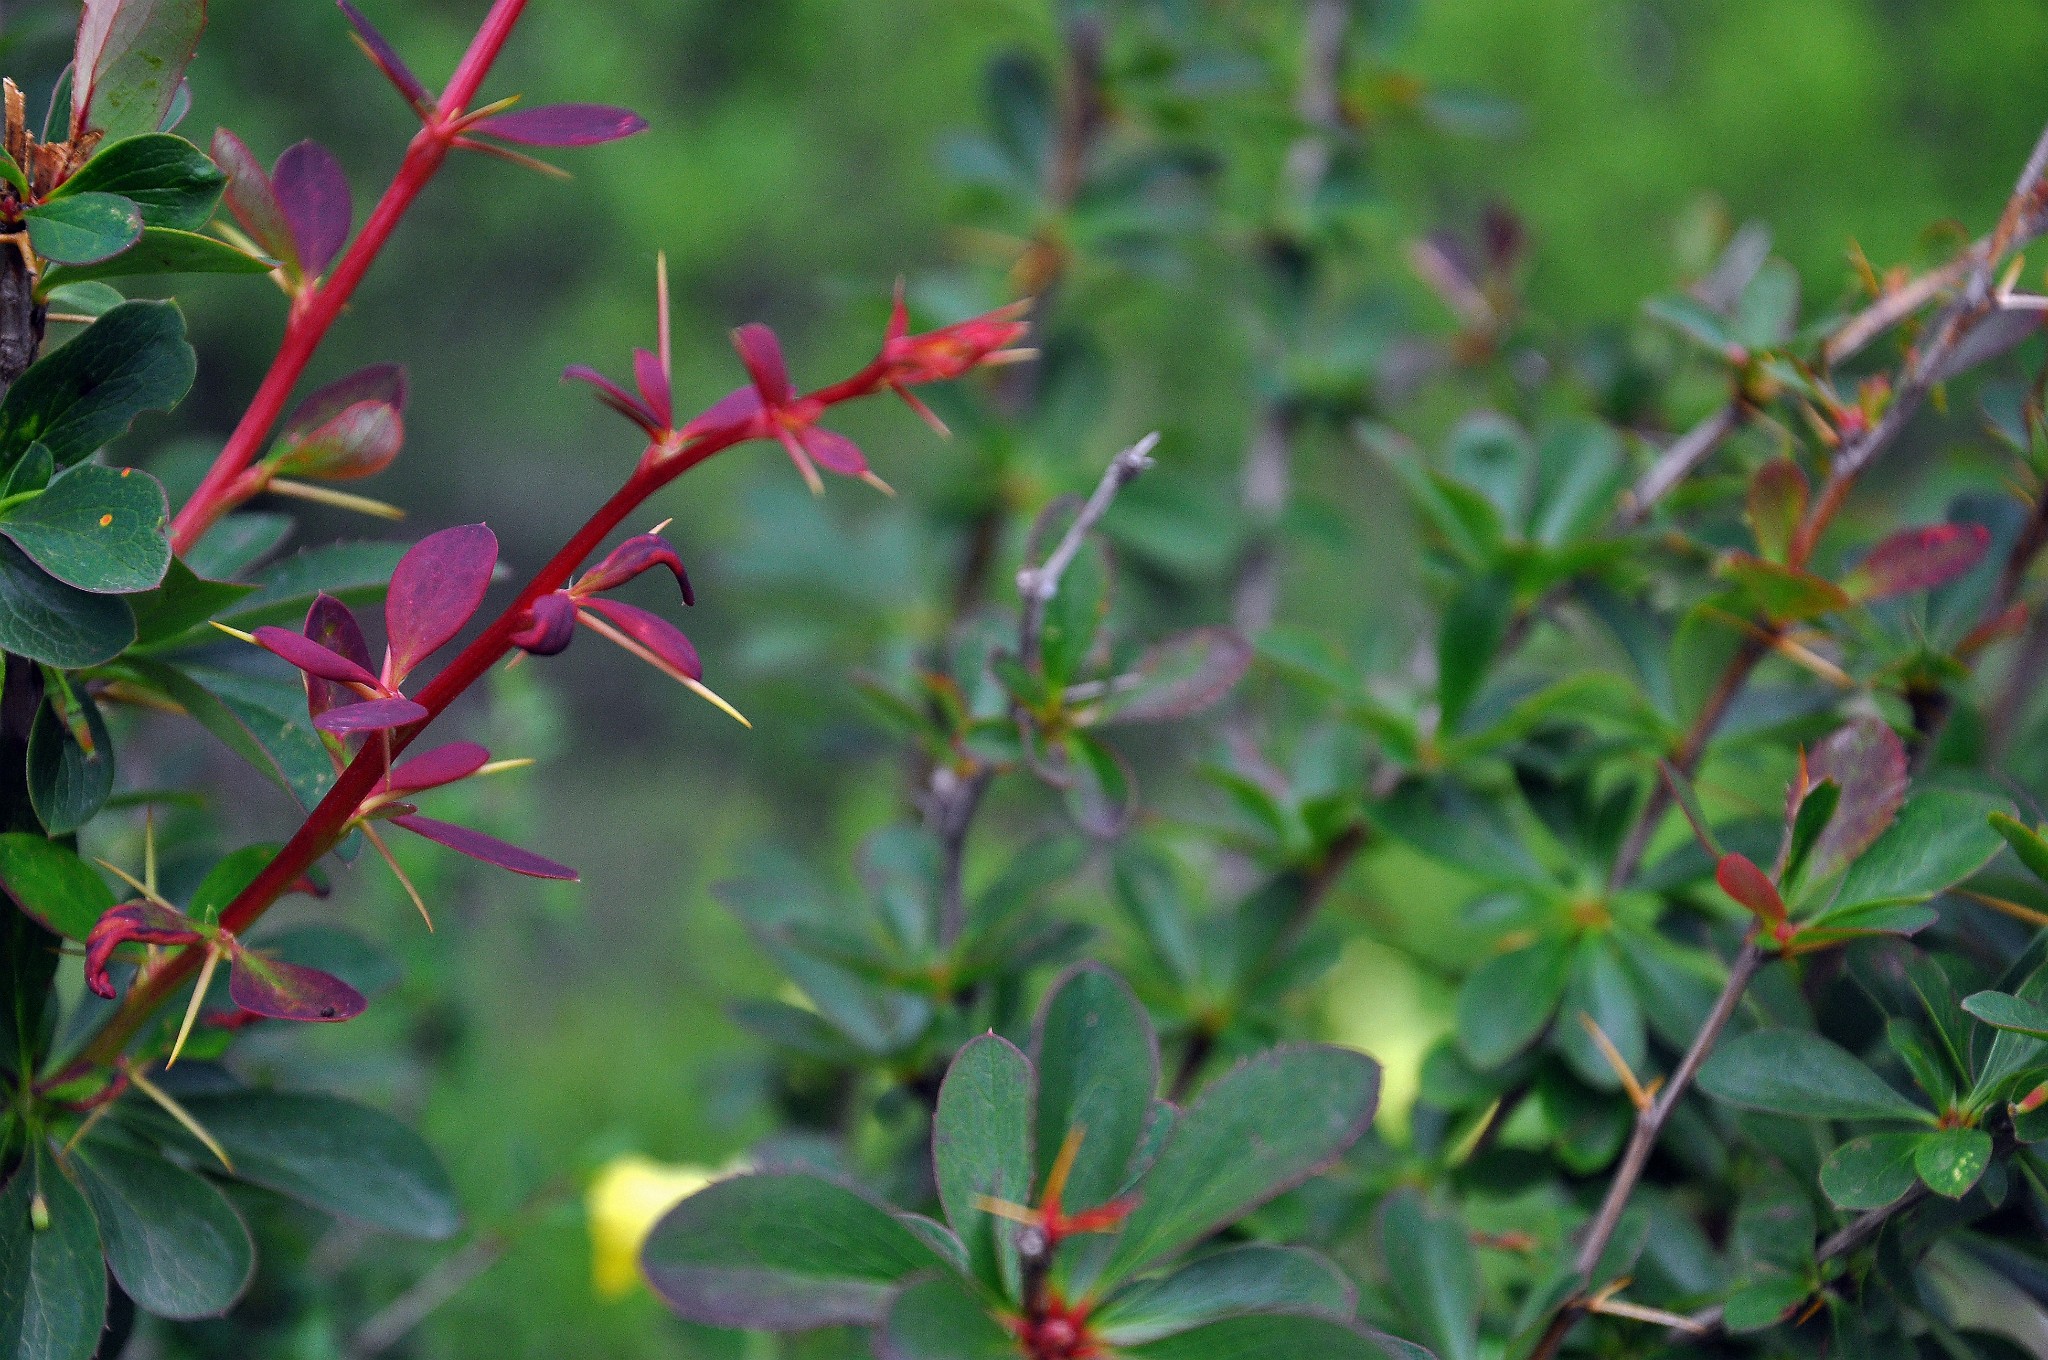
(1017, 432, 1159, 667)
(1621, 402, 1744, 526)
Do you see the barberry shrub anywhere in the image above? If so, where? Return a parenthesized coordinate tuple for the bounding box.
(629, 6, 2048, 1360)
(0, 1, 1040, 1355)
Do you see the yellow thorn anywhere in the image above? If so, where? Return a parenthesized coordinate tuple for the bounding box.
(167, 945, 222, 1069)
(128, 1065, 232, 1171)
(649, 518, 673, 535)
(142, 808, 156, 899)
(94, 858, 177, 910)
(1578, 1011, 1654, 1112)
(970, 1194, 1041, 1226)
(266, 477, 407, 521)
(681, 676, 753, 730)
(362, 822, 434, 931)
(1956, 887, 2048, 929)
(656, 252, 672, 391)
(209, 621, 258, 645)
(1042, 1125, 1086, 1213)
(474, 757, 537, 778)
(798, 458, 825, 497)
(860, 470, 897, 498)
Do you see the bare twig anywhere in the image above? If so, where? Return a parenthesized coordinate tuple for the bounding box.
(1017, 432, 1160, 666)
(1232, 0, 1351, 641)
(1619, 402, 1744, 526)
(346, 1234, 507, 1358)
(929, 433, 1160, 947)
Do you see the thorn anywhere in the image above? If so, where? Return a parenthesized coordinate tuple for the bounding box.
(1042, 1125, 1086, 1214)
(474, 757, 537, 778)
(143, 808, 156, 899)
(649, 518, 673, 535)
(860, 470, 897, 498)
(362, 822, 434, 931)
(127, 1065, 232, 1171)
(681, 676, 752, 729)
(266, 477, 406, 520)
(1578, 1011, 1655, 1112)
(95, 858, 177, 910)
(451, 136, 571, 180)
(970, 1194, 1040, 1225)
(209, 621, 258, 645)
(1956, 886, 2048, 929)
(168, 945, 222, 1068)
(656, 252, 672, 394)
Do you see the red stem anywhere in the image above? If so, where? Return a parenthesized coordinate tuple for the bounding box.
(168, 0, 533, 554)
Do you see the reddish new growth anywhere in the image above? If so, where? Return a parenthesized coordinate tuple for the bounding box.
(976, 1126, 1134, 1360)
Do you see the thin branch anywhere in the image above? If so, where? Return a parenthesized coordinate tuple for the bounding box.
(1016, 432, 1159, 667)
(1619, 402, 1743, 526)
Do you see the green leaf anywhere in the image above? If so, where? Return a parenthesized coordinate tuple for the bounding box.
(1715, 553, 1849, 621)
(0, 301, 197, 469)
(0, 834, 114, 941)
(1991, 812, 2048, 885)
(216, 541, 407, 627)
(74, 0, 205, 143)
(1446, 412, 1534, 528)
(4, 446, 52, 500)
(70, 1143, 252, 1319)
(1827, 789, 2006, 915)
(182, 512, 292, 581)
(0, 463, 170, 594)
(1914, 1126, 1993, 1199)
(1698, 1029, 1932, 1123)
(1099, 1045, 1379, 1288)
(1529, 419, 1623, 547)
(0, 540, 135, 666)
(153, 1091, 458, 1239)
(1554, 936, 1646, 1093)
(1457, 938, 1572, 1069)
(41, 228, 272, 291)
(1037, 533, 1109, 688)
(188, 844, 276, 923)
(0, 149, 25, 196)
(933, 1033, 1033, 1296)
(1644, 292, 1736, 354)
(111, 656, 330, 809)
(1963, 991, 2048, 1041)
(1745, 459, 1807, 565)
(1377, 1188, 1479, 1360)
(1123, 1313, 1417, 1359)
(27, 693, 113, 835)
(38, 285, 124, 322)
(22, 193, 143, 265)
(1819, 1132, 1922, 1209)
(876, 1274, 1018, 1359)
(0, 1143, 104, 1360)
(1032, 965, 1158, 1215)
(50, 134, 225, 230)
(1437, 572, 1511, 730)
(1733, 258, 1801, 350)
(1093, 1245, 1355, 1345)
(127, 559, 253, 648)
(642, 1171, 938, 1330)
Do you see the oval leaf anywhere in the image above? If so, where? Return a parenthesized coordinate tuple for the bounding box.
(642, 1171, 938, 1330)
(0, 300, 197, 468)
(384, 523, 496, 682)
(1032, 964, 1159, 1218)
(934, 1032, 1033, 1295)
(1819, 1132, 1922, 1210)
(51, 133, 223, 230)
(0, 834, 114, 941)
(472, 103, 649, 147)
(1094, 1244, 1356, 1345)
(0, 1143, 103, 1360)
(1698, 1029, 1931, 1123)
(70, 1143, 252, 1320)
(23, 192, 142, 265)
(1098, 1044, 1379, 1288)
(0, 463, 170, 594)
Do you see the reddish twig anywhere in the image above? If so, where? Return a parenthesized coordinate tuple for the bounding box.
(168, 0, 534, 554)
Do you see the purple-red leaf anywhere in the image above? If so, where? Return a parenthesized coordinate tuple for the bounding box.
(314, 696, 428, 735)
(472, 103, 647, 147)
(1802, 718, 1909, 886)
(227, 946, 367, 1022)
(391, 814, 578, 880)
(575, 534, 692, 605)
(798, 426, 869, 478)
(270, 399, 403, 481)
(272, 139, 353, 278)
(255, 624, 380, 689)
(679, 385, 763, 440)
(1845, 523, 1993, 601)
(337, 0, 431, 111)
(1716, 852, 1786, 926)
(581, 597, 702, 681)
(509, 591, 577, 656)
(85, 900, 201, 998)
(633, 347, 672, 426)
(303, 593, 374, 723)
(384, 523, 497, 683)
(212, 127, 299, 274)
(283, 364, 409, 435)
(732, 324, 793, 405)
(383, 741, 491, 795)
(565, 364, 663, 437)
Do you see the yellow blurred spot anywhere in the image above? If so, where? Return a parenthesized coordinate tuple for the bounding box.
(585, 1153, 728, 1298)
(98, 514, 112, 527)
(1322, 938, 1454, 1139)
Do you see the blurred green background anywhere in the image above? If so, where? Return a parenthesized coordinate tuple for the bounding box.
(7, 0, 2045, 1354)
